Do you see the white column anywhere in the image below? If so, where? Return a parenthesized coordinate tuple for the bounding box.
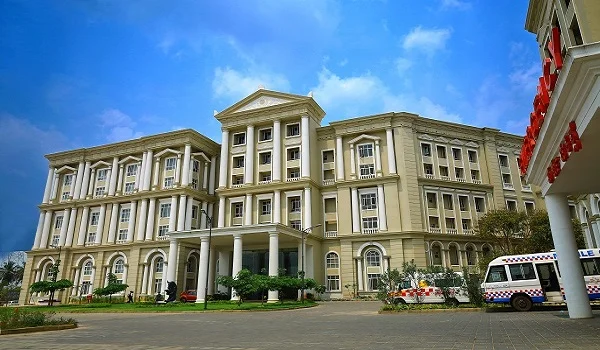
(202, 161, 209, 189)
(218, 129, 230, 188)
(133, 161, 142, 191)
(245, 125, 255, 184)
(177, 195, 187, 231)
(304, 187, 312, 229)
(231, 234, 243, 300)
(244, 194, 252, 226)
(273, 119, 281, 181)
(306, 245, 314, 279)
(145, 199, 156, 240)
(268, 233, 279, 303)
(152, 158, 160, 190)
(42, 168, 54, 203)
(73, 162, 85, 200)
(545, 193, 593, 319)
(351, 187, 360, 233)
(139, 152, 148, 191)
(126, 201, 137, 243)
(116, 164, 124, 195)
(167, 239, 178, 283)
(58, 209, 70, 246)
(95, 204, 106, 245)
(66, 208, 77, 247)
(168, 196, 178, 231)
(87, 168, 96, 197)
(217, 251, 231, 293)
(68, 172, 77, 198)
(208, 203, 214, 227)
(374, 140, 382, 175)
(33, 212, 45, 249)
(71, 269, 81, 296)
(143, 150, 153, 191)
(200, 201, 208, 228)
(185, 198, 193, 230)
(349, 144, 356, 178)
(208, 245, 217, 295)
(108, 157, 119, 195)
(196, 237, 209, 303)
(141, 264, 149, 295)
(77, 207, 89, 246)
(50, 171, 59, 201)
(108, 203, 119, 244)
(441, 249, 448, 268)
(80, 162, 91, 199)
(218, 197, 226, 228)
(386, 128, 397, 174)
(209, 155, 217, 194)
(593, 220, 600, 249)
(136, 199, 148, 241)
(181, 144, 192, 187)
(336, 136, 344, 180)
(174, 154, 182, 185)
(377, 184, 388, 231)
(273, 190, 281, 224)
(301, 115, 310, 178)
(356, 258, 364, 291)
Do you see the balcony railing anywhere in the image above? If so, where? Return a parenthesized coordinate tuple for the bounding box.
(287, 177, 300, 182)
(258, 180, 272, 185)
(429, 227, 442, 234)
(425, 174, 434, 179)
(232, 183, 244, 188)
(463, 228, 474, 235)
(362, 228, 379, 235)
(472, 179, 482, 184)
(157, 235, 168, 241)
(322, 179, 335, 186)
(456, 177, 466, 183)
(503, 183, 514, 190)
(116, 239, 127, 244)
(325, 231, 338, 238)
(360, 174, 376, 179)
(447, 228, 458, 235)
(440, 175, 450, 181)
(521, 185, 532, 191)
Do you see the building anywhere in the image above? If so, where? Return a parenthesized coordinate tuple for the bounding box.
(20, 89, 544, 304)
(521, 0, 600, 318)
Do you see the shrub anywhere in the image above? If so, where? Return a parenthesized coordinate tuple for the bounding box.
(0, 308, 77, 330)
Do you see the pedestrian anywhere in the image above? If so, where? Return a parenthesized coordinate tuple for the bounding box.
(127, 291, 134, 303)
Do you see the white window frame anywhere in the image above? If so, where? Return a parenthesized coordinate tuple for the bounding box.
(61, 191, 70, 200)
(90, 212, 100, 226)
(420, 142, 432, 157)
(458, 195, 469, 211)
(287, 147, 300, 161)
(124, 182, 135, 194)
(160, 203, 172, 218)
(286, 123, 300, 137)
(232, 132, 246, 146)
(54, 216, 64, 229)
(289, 196, 301, 213)
(474, 196, 486, 213)
(436, 145, 447, 159)
(506, 199, 518, 211)
(126, 164, 138, 177)
(83, 261, 93, 276)
(232, 155, 245, 168)
(360, 192, 377, 210)
(289, 220, 302, 230)
(326, 252, 340, 269)
(63, 174, 73, 186)
(165, 157, 177, 171)
(359, 164, 375, 177)
(467, 149, 478, 163)
(451, 147, 462, 161)
(362, 217, 378, 229)
(114, 259, 125, 274)
(120, 208, 131, 223)
(442, 193, 454, 211)
(498, 154, 510, 168)
(157, 225, 169, 237)
(233, 202, 244, 218)
(163, 176, 174, 188)
(117, 229, 128, 242)
(94, 186, 105, 197)
(426, 192, 438, 209)
(258, 127, 272, 142)
(97, 169, 108, 181)
(357, 143, 374, 158)
(259, 151, 272, 165)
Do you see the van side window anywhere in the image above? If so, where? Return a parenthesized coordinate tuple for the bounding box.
(508, 263, 536, 281)
(486, 266, 508, 283)
(581, 258, 600, 276)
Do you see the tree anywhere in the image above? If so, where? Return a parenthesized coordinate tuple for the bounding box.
(475, 210, 528, 255)
(524, 210, 585, 253)
(93, 273, 128, 302)
(217, 269, 258, 305)
(376, 268, 403, 303)
(0, 252, 25, 286)
(29, 279, 73, 306)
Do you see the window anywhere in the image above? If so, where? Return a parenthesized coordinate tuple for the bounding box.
(51, 235, 59, 246)
(426, 193, 437, 209)
(55, 216, 63, 229)
(155, 258, 164, 273)
(80, 281, 91, 295)
(261, 199, 271, 215)
(114, 259, 124, 274)
(289, 220, 302, 230)
(95, 186, 105, 197)
(502, 174, 512, 186)
(570, 16, 583, 45)
(165, 157, 177, 171)
(506, 200, 517, 212)
(360, 164, 375, 177)
(233, 203, 244, 218)
(163, 177, 174, 188)
(83, 261, 93, 276)
(452, 148, 462, 161)
(232, 175, 244, 185)
(63, 174, 73, 186)
(192, 160, 199, 173)
(525, 202, 535, 214)
(154, 279, 162, 293)
(445, 218, 456, 229)
(362, 217, 378, 230)
(581, 258, 600, 276)
(124, 182, 135, 194)
(454, 167, 464, 180)
(120, 208, 131, 223)
(97, 169, 107, 181)
(421, 143, 431, 157)
(158, 225, 169, 237)
(471, 170, 480, 181)
(462, 219, 471, 230)
(260, 152, 271, 165)
(86, 232, 96, 243)
(442, 194, 453, 210)
(287, 148, 300, 161)
(233, 156, 245, 168)
(117, 229, 128, 242)
(61, 192, 70, 200)
(498, 155, 509, 167)
(358, 144, 373, 158)
(260, 172, 271, 182)
(191, 178, 199, 189)
(288, 168, 300, 179)
(424, 164, 434, 175)
(259, 128, 272, 141)
(508, 263, 536, 281)
(286, 123, 300, 137)
(439, 166, 449, 177)
(436, 145, 446, 159)
(326, 252, 340, 268)
(90, 212, 100, 226)
(468, 150, 477, 163)
(361, 193, 377, 210)
(458, 196, 469, 211)
(326, 275, 340, 291)
(192, 205, 198, 220)
(366, 250, 381, 267)
(233, 133, 246, 145)
(474, 198, 485, 213)
(126, 164, 138, 176)
(322, 150, 334, 163)
(290, 197, 301, 213)
(160, 203, 171, 218)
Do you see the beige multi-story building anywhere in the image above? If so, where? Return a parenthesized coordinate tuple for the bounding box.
(21, 89, 545, 304)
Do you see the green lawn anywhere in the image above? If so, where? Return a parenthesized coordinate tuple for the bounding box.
(22, 300, 317, 313)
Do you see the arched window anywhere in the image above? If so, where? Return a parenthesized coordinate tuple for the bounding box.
(44, 262, 54, 281)
(366, 250, 381, 267)
(449, 245, 459, 266)
(156, 258, 164, 273)
(187, 257, 196, 273)
(364, 249, 382, 291)
(326, 252, 339, 268)
(114, 258, 124, 274)
(83, 261, 93, 275)
(482, 245, 492, 258)
(466, 245, 476, 266)
(430, 244, 442, 266)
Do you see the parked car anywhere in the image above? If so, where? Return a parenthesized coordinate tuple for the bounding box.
(180, 290, 197, 303)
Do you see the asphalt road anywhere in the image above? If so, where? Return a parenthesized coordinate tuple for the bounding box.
(3, 302, 600, 349)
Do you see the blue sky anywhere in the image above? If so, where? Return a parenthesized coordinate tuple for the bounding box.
(0, 0, 539, 255)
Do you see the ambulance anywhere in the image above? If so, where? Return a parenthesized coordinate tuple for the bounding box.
(387, 274, 469, 306)
(482, 249, 600, 311)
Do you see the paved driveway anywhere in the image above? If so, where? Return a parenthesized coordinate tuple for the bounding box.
(3, 302, 600, 349)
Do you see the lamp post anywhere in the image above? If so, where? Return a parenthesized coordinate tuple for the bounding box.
(49, 244, 62, 306)
(200, 209, 213, 310)
(299, 223, 322, 303)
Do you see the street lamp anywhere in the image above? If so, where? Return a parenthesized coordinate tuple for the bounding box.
(299, 223, 322, 303)
(200, 209, 213, 310)
(49, 244, 62, 306)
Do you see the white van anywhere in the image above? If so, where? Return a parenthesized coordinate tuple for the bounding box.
(387, 274, 469, 306)
(482, 249, 600, 311)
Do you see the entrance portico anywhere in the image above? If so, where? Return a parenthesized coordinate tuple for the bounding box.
(167, 223, 315, 303)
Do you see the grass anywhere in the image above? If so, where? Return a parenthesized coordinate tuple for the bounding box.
(20, 300, 317, 313)
(0, 308, 77, 330)
(380, 303, 486, 312)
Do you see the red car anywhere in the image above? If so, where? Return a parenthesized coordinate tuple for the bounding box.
(180, 290, 197, 303)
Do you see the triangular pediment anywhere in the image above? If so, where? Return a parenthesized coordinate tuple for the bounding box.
(449, 138, 464, 146)
(434, 136, 449, 143)
(348, 134, 381, 144)
(216, 89, 311, 118)
(465, 141, 479, 148)
(417, 134, 434, 141)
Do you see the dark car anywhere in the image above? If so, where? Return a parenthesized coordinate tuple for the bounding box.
(180, 290, 197, 303)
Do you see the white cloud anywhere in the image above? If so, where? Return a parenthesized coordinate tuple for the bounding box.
(212, 67, 291, 100)
(509, 63, 539, 94)
(395, 57, 412, 74)
(97, 109, 144, 143)
(440, 0, 471, 10)
(418, 97, 462, 123)
(402, 26, 452, 56)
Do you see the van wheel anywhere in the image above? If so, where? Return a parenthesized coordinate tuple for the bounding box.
(511, 295, 532, 312)
(446, 298, 459, 307)
(393, 298, 406, 305)
(180, 298, 187, 303)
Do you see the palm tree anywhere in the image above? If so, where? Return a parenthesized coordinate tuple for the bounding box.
(0, 260, 24, 286)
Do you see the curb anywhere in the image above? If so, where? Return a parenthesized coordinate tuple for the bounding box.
(0, 323, 78, 335)
(379, 308, 483, 314)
